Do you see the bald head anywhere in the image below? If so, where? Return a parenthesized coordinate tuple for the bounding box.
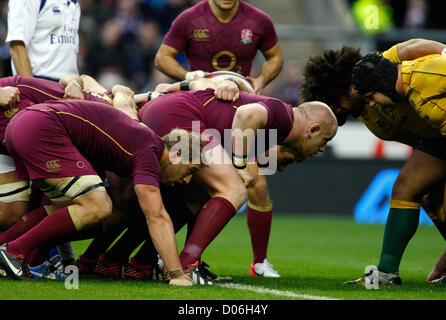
(281, 101, 338, 163)
(296, 101, 338, 136)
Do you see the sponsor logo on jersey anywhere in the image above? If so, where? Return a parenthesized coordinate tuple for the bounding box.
(241, 28, 253, 44)
(212, 50, 237, 71)
(46, 160, 61, 172)
(192, 29, 210, 41)
(76, 161, 87, 169)
(52, 6, 62, 15)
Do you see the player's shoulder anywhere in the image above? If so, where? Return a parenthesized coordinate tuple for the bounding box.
(175, 1, 208, 20)
(381, 44, 400, 63)
(239, 1, 273, 21)
(257, 94, 287, 105)
(133, 123, 164, 152)
(0, 76, 20, 87)
(7, 0, 40, 15)
(240, 93, 289, 110)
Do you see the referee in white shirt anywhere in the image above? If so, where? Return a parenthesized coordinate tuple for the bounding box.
(6, 0, 80, 81)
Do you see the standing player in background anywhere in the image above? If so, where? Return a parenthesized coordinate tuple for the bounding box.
(154, 0, 285, 278)
(154, 0, 283, 95)
(5, 0, 81, 267)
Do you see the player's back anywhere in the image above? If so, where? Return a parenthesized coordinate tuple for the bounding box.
(193, 89, 294, 143)
(0, 76, 115, 154)
(139, 89, 293, 146)
(24, 99, 163, 177)
(0, 76, 65, 107)
(0, 76, 113, 106)
(402, 54, 446, 103)
(401, 54, 446, 136)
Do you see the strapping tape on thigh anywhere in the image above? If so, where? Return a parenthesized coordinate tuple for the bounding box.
(56, 175, 106, 200)
(0, 181, 31, 202)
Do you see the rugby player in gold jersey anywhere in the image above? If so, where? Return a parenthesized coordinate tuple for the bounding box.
(301, 39, 446, 285)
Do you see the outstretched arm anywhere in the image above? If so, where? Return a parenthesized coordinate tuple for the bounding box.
(248, 43, 284, 95)
(154, 44, 210, 81)
(153, 78, 241, 102)
(231, 103, 268, 186)
(134, 184, 193, 286)
(154, 44, 189, 81)
(232, 103, 268, 155)
(397, 38, 446, 61)
(428, 246, 446, 282)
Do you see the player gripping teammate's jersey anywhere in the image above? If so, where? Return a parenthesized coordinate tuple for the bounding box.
(0, 76, 113, 156)
(138, 88, 294, 148)
(162, 1, 278, 76)
(357, 45, 443, 146)
(6, 0, 80, 81)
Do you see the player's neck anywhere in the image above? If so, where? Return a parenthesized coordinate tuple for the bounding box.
(282, 108, 305, 145)
(159, 148, 171, 172)
(209, 0, 240, 23)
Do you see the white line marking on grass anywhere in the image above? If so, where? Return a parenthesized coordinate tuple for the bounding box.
(217, 283, 341, 300)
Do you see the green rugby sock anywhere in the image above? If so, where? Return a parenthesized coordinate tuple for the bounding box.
(377, 208, 419, 273)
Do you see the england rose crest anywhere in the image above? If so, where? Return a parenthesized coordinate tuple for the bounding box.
(241, 28, 253, 44)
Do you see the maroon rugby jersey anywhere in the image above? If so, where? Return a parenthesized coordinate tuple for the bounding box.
(13, 100, 165, 187)
(0, 76, 113, 154)
(138, 89, 294, 147)
(162, 1, 278, 76)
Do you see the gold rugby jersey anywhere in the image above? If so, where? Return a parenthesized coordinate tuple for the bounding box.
(357, 45, 442, 146)
(401, 54, 446, 136)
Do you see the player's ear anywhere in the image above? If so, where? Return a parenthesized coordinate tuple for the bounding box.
(310, 123, 321, 135)
(168, 149, 183, 164)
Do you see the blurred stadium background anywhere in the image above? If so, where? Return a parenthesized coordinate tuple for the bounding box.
(0, 0, 444, 225)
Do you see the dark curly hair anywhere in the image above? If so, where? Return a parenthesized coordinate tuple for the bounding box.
(300, 46, 363, 124)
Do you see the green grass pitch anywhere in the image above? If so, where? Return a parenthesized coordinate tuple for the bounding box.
(1, 214, 445, 301)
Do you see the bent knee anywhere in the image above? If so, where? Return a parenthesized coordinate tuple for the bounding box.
(217, 182, 247, 210)
(93, 194, 113, 221)
(249, 174, 269, 194)
(0, 212, 15, 231)
(391, 173, 423, 200)
(77, 192, 113, 225)
(421, 191, 442, 211)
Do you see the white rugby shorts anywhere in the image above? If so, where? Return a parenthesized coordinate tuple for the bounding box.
(0, 154, 16, 174)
